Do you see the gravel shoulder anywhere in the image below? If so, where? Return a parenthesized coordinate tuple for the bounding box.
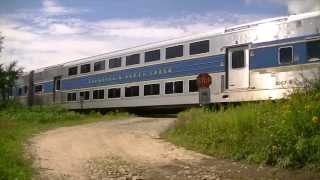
(28, 117, 320, 180)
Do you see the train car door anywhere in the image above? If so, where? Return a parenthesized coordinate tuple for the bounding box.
(53, 76, 61, 103)
(227, 46, 249, 90)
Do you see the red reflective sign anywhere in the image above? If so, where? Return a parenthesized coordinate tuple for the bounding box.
(197, 73, 212, 89)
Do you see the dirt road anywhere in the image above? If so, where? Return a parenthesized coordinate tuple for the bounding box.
(28, 117, 320, 180)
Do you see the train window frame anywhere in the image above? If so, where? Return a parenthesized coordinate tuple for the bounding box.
(56, 79, 61, 91)
(93, 89, 105, 100)
(231, 50, 245, 69)
(307, 40, 320, 62)
(165, 81, 183, 94)
(166, 45, 184, 59)
(144, 83, 160, 96)
(126, 54, 140, 66)
(188, 79, 198, 92)
(189, 40, 210, 55)
(80, 64, 91, 74)
(54, 77, 61, 91)
(108, 88, 121, 99)
(94, 60, 106, 72)
(67, 92, 77, 102)
(35, 85, 43, 93)
(109, 58, 122, 69)
(174, 81, 183, 94)
(145, 49, 161, 63)
(80, 91, 90, 101)
(165, 82, 174, 94)
(278, 46, 293, 65)
(18, 88, 22, 96)
(68, 66, 78, 76)
(24, 86, 28, 94)
(125, 86, 139, 97)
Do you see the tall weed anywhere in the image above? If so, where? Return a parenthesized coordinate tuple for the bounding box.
(165, 80, 320, 168)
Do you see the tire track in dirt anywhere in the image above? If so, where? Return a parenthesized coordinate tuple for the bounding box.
(28, 117, 320, 180)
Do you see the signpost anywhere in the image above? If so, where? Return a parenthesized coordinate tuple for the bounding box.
(197, 73, 212, 106)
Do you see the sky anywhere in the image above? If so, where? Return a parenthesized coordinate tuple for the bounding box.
(0, 0, 319, 71)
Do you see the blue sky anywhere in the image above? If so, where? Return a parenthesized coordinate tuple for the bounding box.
(0, 0, 319, 70)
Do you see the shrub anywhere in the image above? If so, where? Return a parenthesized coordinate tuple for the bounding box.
(165, 79, 320, 168)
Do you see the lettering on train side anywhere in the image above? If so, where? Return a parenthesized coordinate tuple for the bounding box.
(88, 67, 173, 85)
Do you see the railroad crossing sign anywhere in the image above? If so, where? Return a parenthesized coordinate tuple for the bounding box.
(197, 73, 212, 105)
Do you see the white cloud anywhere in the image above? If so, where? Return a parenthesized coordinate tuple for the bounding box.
(244, 0, 320, 14)
(42, 0, 74, 16)
(0, 1, 271, 71)
(48, 23, 83, 35)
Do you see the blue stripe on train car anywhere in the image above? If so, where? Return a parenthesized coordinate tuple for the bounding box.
(250, 41, 308, 69)
(42, 81, 54, 93)
(251, 33, 320, 49)
(61, 55, 225, 90)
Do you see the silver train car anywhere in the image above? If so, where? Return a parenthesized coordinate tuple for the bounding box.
(14, 11, 320, 109)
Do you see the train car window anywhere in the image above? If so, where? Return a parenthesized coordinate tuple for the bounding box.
(108, 88, 121, 98)
(80, 91, 90, 100)
(125, 86, 139, 97)
(24, 86, 28, 94)
(81, 64, 91, 74)
(190, 40, 210, 55)
(35, 85, 42, 93)
(94, 60, 105, 71)
(165, 81, 183, 94)
(144, 84, 160, 96)
(55, 79, 61, 91)
(307, 40, 320, 61)
(174, 81, 183, 93)
(165, 82, 174, 94)
(189, 80, 198, 92)
(126, 54, 140, 66)
(68, 66, 78, 76)
(166, 45, 183, 59)
(93, 89, 104, 99)
(67, 93, 77, 101)
(145, 49, 161, 62)
(109, 58, 122, 69)
(232, 50, 245, 69)
(18, 88, 22, 96)
(279, 47, 293, 64)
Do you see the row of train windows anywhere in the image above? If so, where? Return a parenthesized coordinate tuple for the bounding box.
(230, 46, 295, 69)
(18, 85, 42, 95)
(68, 40, 210, 76)
(277, 40, 320, 64)
(67, 80, 199, 101)
(230, 40, 320, 69)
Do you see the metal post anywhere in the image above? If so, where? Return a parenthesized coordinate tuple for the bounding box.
(27, 71, 34, 107)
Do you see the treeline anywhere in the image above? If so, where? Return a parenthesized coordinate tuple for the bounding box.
(0, 61, 23, 101)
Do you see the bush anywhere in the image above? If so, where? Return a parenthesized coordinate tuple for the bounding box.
(0, 103, 134, 179)
(165, 80, 320, 168)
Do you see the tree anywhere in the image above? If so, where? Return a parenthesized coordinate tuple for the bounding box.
(4, 61, 24, 99)
(0, 32, 24, 101)
(0, 64, 6, 101)
(0, 62, 24, 101)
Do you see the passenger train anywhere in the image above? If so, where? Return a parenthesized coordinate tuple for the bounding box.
(14, 11, 320, 109)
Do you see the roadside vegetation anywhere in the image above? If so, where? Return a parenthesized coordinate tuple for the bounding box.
(0, 102, 133, 180)
(164, 78, 320, 169)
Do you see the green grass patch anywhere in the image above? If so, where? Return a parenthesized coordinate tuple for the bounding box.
(0, 103, 133, 180)
(164, 87, 320, 169)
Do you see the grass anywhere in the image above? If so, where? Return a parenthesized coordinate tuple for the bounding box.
(164, 81, 320, 169)
(0, 102, 133, 180)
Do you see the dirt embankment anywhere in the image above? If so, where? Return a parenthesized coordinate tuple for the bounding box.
(28, 117, 320, 180)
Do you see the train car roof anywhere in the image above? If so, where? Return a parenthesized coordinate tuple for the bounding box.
(33, 10, 320, 73)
